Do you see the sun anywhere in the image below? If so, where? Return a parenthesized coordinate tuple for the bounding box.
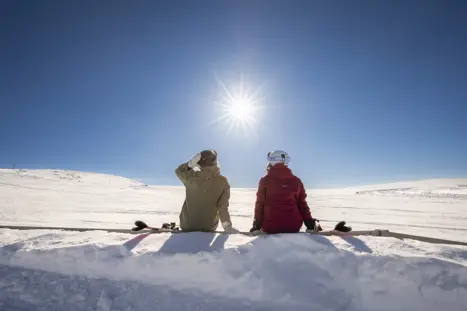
(203, 74, 265, 138)
(228, 97, 254, 121)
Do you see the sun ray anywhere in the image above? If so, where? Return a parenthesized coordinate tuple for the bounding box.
(214, 73, 235, 102)
(243, 115, 259, 138)
(224, 118, 237, 140)
(199, 113, 231, 128)
(240, 73, 244, 98)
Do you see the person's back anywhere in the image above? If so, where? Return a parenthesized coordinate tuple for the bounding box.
(175, 150, 235, 232)
(251, 150, 318, 234)
(258, 164, 308, 233)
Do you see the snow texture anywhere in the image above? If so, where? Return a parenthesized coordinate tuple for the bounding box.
(1, 169, 467, 310)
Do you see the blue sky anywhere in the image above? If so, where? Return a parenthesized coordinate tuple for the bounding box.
(1, 0, 466, 188)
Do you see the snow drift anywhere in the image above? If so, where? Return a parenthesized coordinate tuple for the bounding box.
(1, 229, 467, 311)
(1, 169, 467, 310)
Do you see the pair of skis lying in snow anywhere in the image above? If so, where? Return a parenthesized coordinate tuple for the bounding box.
(130, 220, 354, 237)
(1, 221, 467, 247)
(129, 220, 467, 246)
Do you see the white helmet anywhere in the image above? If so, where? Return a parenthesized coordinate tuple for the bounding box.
(267, 150, 290, 166)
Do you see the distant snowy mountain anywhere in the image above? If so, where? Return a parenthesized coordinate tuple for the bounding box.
(347, 179, 467, 199)
(0, 168, 145, 188)
(311, 178, 467, 198)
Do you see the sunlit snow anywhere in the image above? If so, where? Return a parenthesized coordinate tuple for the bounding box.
(1, 169, 466, 311)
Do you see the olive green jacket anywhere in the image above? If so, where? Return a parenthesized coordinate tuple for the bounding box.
(175, 163, 232, 231)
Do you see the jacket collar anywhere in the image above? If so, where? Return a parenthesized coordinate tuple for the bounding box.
(198, 165, 220, 178)
(267, 164, 293, 177)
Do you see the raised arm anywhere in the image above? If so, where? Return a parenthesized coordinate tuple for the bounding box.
(175, 153, 202, 184)
(175, 163, 197, 184)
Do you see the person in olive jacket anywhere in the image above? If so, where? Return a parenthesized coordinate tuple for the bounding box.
(175, 149, 237, 233)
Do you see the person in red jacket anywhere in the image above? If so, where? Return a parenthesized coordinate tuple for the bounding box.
(250, 150, 322, 234)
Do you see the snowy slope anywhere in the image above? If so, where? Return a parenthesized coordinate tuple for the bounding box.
(352, 178, 467, 199)
(1, 169, 466, 240)
(1, 169, 467, 311)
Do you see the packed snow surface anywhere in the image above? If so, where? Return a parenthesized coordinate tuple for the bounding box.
(1, 169, 467, 311)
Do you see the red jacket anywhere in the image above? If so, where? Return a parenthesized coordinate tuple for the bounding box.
(254, 164, 313, 234)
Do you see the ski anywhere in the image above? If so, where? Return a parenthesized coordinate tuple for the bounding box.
(306, 229, 389, 237)
(130, 220, 371, 237)
(2, 223, 466, 246)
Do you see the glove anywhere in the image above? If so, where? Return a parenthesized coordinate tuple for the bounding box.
(187, 153, 201, 168)
(334, 221, 352, 232)
(249, 220, 261, 233)
(304, 218, 323, 232)
(222, 222, 239, 233)
(250, 230, 262, 236)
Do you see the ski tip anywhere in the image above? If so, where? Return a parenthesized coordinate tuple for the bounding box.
(134, 220, 147, 226)
(133, 220, 148, 231)
(334, 221, 352, 232)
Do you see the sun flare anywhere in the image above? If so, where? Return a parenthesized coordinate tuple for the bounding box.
(203, 74, 266, 138)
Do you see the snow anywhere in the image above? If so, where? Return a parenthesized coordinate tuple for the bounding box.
(1, 168, 467, 310)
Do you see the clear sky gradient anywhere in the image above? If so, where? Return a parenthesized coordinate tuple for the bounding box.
(1, 0, 466, 188)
